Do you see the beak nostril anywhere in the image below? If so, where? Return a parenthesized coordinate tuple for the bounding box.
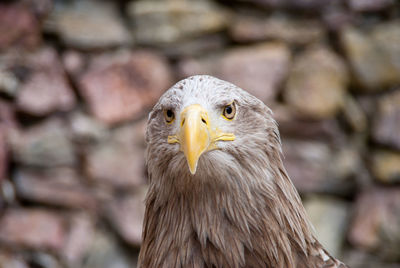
(201, 118, 207, 124)
(181, 118, 185, 126)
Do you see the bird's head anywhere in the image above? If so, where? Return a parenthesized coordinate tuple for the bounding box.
(146, 75, 280, 186)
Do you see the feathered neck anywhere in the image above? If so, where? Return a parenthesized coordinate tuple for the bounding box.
(139, 148, 319, 268)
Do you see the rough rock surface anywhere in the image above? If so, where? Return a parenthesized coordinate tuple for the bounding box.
(304, 196, 349, 258)
(128, 0, 229, 45)
(349, 187, 400, 260)
(0, 3, 41, 50)
(179, 43, 290, 104)
(78, 50, 173, 125)
(231, 15, 325, 45)
(341, 26, 400, 91)
(16, 47, 76, 116)
(372, 89, 400, 150)
(107, 188, 147, 247)
(0, 209, 65, 250)
(284, 46, 349, 119)
(372, 150, 400, 184)
(11, 118, 76, 167)
(14, 168, 97, 209)
(49, 0, 132, 49)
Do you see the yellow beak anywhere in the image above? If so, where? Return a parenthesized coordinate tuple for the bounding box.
(168, 104, 235, 175)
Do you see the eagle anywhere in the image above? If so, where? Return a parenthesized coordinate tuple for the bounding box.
(139, 75, 348, 268)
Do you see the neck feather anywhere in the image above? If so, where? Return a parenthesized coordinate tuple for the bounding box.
(139, 149, 317, 268)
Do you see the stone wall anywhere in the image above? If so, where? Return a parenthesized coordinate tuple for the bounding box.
(0, 0, 400, 267)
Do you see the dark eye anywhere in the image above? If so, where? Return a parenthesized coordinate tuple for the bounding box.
(222, 102, 236, 120)
(164, 109, 175, 123)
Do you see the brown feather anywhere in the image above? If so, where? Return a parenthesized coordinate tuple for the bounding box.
(139, 75, 348, 268)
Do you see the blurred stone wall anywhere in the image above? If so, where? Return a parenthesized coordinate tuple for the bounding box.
(0, 0, 399, 267)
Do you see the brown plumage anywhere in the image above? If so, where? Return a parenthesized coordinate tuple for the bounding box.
(139, 75, 348, 268)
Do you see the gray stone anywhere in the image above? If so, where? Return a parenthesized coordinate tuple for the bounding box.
(27, 252, 62, 268)
(341, 26, 400, 91)
(342, 95, 367, 132)
(81, 230, 134, 268)
(349, 0, 394, 12)
(371, 150, 400, 184)
(230, 15, 325, 45)
(0, 209, 66, 250)
(0, 251, 28, 268)
(0, 67, 19, 97)
(128, 0, 229, 45)
(179, 43, 290, 104)
(372, 89, 400, 150)
(49, 0, 132, 49)
(272, 104, 346, 144)
(11, 118, 76, 167)
(343, 249, 400, 268)
(107, 187, 147, 247)
(62, 214, 94, 268)
(0, 127, 6, 182)
(348, 187, 400, 260)
(16, 47, 76, 116)
(78, 50, 173, 125)
(282, 139, 357, 195)
(85, 125, 146, 188)
(283, 45, 349, 119)
(14, 168, 97, 209)
(0, 2, 41, 50)
(304, 195, 350, 258)
(69, 111, 109, 143)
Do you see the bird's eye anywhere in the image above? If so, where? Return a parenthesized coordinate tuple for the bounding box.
(164, 109, 175, 123)
(222, 102, 236, 120)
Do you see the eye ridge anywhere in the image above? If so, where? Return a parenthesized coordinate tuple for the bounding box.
(222, 102, 236, 120)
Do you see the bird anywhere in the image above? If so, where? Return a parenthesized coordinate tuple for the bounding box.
(139, 75, 348, 268)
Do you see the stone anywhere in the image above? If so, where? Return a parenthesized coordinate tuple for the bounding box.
(14, 168, 97, 209)
(372, 89, 400, 150)
(161, 33, 227, 58)
(49, 0, 132, 49)
(371, 150, 400, 184)
(230, 15, 325, 45)
(371, 21, 400, 83)
(106, 187, 147, 247)
(11, 118, 76, 167)
(0, 209, 66, 250)
(349, 0, 394, 12)
(62, 214, 94, 268)
(0, 251, 28, 268)
(343, 249, 400, 268)
(0, 128, 6, 182)
(282, 139, 356, 195)
(26, 252, 62, 268)
(341, 26, 400, 91)
(283, 45, 349, 119)
(0, 99, 18, 132)
(0, 2, 41, 51)
(272, 104, 346, 145)
(16, 47, 76, 116)
(62, 50, 86, 79)
(179, 43, 290, 104)
(81, 230, 133, 268)
(342, 95, 367, 132)
(69, 111, 109, 143)
(304, 195, 349, 258)
(128, 0, 229, 45)
(78, 50, 173, 125)
(85, 130, 145, 188)
(0, 67, 19, 97)
(348, 187, 400, 260)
